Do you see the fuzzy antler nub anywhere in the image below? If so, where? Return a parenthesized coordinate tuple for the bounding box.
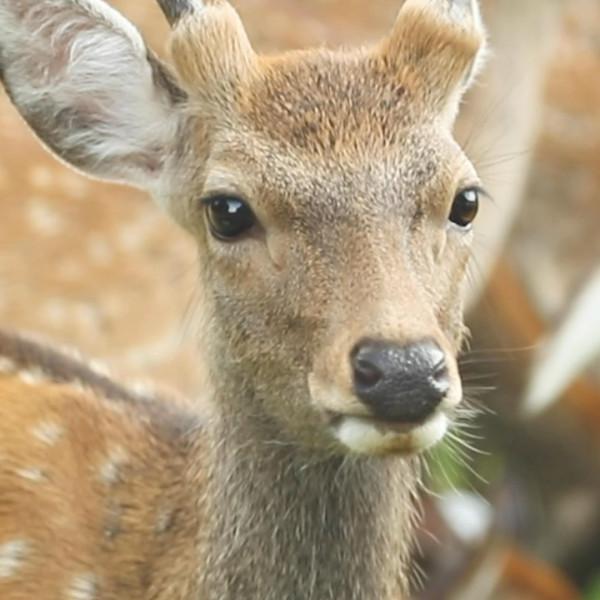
(156, 0, 198, 26)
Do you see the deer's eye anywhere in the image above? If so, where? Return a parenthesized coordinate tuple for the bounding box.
(449, 188, 479, 229)
(205, 195, 256, 241)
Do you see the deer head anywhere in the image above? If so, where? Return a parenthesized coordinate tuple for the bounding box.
(0, 0, 486, 455)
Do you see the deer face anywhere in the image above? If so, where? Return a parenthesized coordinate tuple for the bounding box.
(162, 1, 485, 453)
(0, 0, 485, 455)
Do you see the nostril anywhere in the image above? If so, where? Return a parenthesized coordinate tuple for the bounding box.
(432, 357, 449, 381)
(353, 356, 383, 389)
(350, 338, 451, 423)
(430, 361, 450, 395)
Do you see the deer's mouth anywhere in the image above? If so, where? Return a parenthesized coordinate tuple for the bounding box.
(309, 370, 458, 455)
(327, 410, 449, 455)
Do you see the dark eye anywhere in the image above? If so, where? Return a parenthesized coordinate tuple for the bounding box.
(204, 195, 256, 240)
(449, 188, 479, 228)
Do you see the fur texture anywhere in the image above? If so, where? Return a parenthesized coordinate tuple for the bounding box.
(0, 0, 181, 186)
(0, 0, 486, 598)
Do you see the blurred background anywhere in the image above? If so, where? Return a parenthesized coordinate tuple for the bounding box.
(0, 0, 599, 597)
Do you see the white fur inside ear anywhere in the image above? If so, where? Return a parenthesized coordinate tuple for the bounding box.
(0, 0, 180, 188)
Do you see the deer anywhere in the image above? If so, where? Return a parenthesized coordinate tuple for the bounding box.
(0, 0, 486, 598)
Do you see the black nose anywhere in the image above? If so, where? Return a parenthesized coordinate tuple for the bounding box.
(351, 339, 450, 422)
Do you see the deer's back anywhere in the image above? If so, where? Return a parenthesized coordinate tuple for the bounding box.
(0, 333, 205, 599)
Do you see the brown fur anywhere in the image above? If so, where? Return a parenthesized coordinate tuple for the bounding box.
(0, 333, 419, 599)
(0, 0, 486, 598)
(0, 332, 203, 599)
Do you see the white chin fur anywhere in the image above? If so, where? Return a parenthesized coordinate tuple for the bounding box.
(331, 411, 448, 455)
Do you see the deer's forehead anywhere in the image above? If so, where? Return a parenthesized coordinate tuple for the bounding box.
(196, 51, 470, 209)
(204, 124, 461, 207)
(232, 51, 426, 155)
(200, 128, 467, 236)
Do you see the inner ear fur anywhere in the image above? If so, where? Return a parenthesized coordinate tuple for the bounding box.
(0, 0, 185, 187)
(379, 0, 486, 117)
(168, 1, 257, 104)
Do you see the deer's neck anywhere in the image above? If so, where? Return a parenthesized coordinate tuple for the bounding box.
(198, 407, 420, 600)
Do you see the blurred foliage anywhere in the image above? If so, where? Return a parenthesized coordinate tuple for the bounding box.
(585, 576, 600, 600)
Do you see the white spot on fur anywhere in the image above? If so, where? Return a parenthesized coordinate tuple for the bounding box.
(99, 446, 128, 485)
(41, 298, 69, 327)
(27, 199, 64, 236)
(0, 539, 29, 578)
(132, 381, 157, 397)
(0, 357, 16, 374)
(16, 467, 46, 482)
(18, 367, 48, 386)
(68, 573, 98, 600)
(116, 213, 156, 252)
(89, 360, 111, 378)
(74, 303, 104, 335)
(32, 421, 64, 446)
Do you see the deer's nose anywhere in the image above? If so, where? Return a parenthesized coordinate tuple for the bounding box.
(351, 339, 450, 423)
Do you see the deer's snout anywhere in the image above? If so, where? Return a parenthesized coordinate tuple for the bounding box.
(309, 327, 461, 455)
(351, 339, 449, 423)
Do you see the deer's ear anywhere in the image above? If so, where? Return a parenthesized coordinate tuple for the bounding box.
(0, 0, 185, 189)
(382, 0, 486, 126)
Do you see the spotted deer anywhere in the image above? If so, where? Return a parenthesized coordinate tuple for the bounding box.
(0, 0, 486, 598)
